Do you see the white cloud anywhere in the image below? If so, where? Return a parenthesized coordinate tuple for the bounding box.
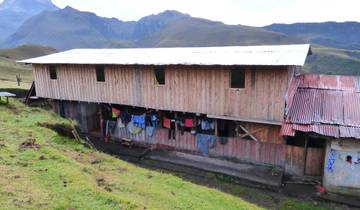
(1, 0, 359, 26)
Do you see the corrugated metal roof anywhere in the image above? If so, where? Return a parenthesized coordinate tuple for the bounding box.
(19, 44, 311, 66)
(0, 92, 16, 97)
(282, 74, 360, 139)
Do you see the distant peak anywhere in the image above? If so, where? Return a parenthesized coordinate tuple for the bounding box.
(157, 10, 191, 18)
(63, 6, 77, 10)
(0, 0, 59, 12)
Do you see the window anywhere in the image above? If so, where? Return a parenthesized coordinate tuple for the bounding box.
(49, 65, 57, 80)
(96, 66, 105, 82)
(230, 69, 245, 89)
(154, 67, 165, 85)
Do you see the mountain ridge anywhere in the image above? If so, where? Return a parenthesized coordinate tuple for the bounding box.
(0, 0, 58, 41)
(1, 7, 304, 50)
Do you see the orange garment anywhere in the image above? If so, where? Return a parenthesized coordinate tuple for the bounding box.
(163, 117, 171, 129)
(112, 107, 121, 118)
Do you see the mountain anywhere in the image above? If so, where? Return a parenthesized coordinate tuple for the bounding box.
(265, 22, 360, 50)
(139, 18, 299, 47)
(2, 6, 138, 50)
(2, 7, 303, 50)
(0, 0, 58, 42)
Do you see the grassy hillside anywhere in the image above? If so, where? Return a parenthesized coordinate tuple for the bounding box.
(304, 46, 360, 75)
(139, 18, 302, 47)
(0, 99, 331, 210)
(0, 45, 56, 87)
(0, 45, 57, 60)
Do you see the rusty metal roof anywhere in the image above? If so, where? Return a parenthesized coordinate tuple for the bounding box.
(282, 74, 360, 139)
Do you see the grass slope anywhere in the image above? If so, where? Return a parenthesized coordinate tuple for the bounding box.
(0, 99, 330, 210)
(304, 46, 360, 75)
(0, 45, 56, 87)
(0, 45, 57, 60)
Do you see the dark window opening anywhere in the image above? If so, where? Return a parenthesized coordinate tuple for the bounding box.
(286, 131, 326, 148)
(217, 119, 237, 138)
(230, 69, 245, 89)
(49, 65, 57, 80)
(96, 66, 105, 82)
(154, 67, 165, 85)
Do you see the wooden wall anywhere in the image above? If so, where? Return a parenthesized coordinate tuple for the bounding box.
(33, 64, 292, 122)
(113, 127, 312, 171)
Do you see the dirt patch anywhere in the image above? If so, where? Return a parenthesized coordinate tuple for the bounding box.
(96, 177, 113, 192)
(0, 139, 6, 148)
(19, 138, 40, 151)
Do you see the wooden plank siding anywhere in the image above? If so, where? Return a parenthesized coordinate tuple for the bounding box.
(33, 64, 292, 122)
(133, 128, 288, 167)
(305, 148, 325, 176)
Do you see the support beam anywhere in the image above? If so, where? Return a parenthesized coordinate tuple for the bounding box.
(239, 125, 259, 142)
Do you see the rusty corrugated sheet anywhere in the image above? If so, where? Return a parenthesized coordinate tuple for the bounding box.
(298, 74, 360, 91)
(282, 74, 360, 139)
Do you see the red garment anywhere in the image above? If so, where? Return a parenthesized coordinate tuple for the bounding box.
(112, 107, 121, 118)
(185, 118, 194, 128)
(163, 117, 171, 129)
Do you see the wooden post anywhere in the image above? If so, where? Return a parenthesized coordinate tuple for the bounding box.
(303, 135, 308, 176)
(214, 119, 218, 136)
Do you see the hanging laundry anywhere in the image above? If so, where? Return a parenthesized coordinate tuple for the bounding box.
(185, 118, 194, 128)
(219, 137, 228, 145)
(112, 107, 121, 119)
(327, 150, 336, 173)
(132, 115, 146, 129)
(106, 120, 117, 136)
(127, 121, 143, 135)
(120, 111, 131, 125)
(146, 126, 156, 144)
(176, 115, 185, 135)
(196, 134, 217, 156)
(151, 115, 158, 126)
(191, 128, 197, 135)
(163, 117, 171, 129)
(146, 114, 159, 127)
(201, 120, 214, 130)
(117, 117, 125, 128)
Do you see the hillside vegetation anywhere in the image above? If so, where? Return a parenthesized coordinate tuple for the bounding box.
(0, 45, 56, 86)
(266, 22, 360, 50)
(0, 99, 330, 210)
(304, 46, 360, 75)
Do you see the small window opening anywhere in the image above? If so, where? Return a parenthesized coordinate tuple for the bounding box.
(49, 65, 57, 80)
(154, 67, 165, 85)
(96, 66, 105, 82)
(217, 119, 237, 138)
(230, 69, 245, 89)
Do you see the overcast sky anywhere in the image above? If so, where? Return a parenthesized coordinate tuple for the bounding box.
(4, 0, 360, 26)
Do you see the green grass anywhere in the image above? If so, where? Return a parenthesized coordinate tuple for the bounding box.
(0, 57, 33, 83)
(303, 46, 360, 75)
(0, 45, 56, 86)
(0, 99, 331, 210)
(0, 80, 32, 90)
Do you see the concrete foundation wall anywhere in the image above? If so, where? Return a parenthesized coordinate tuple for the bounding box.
(323, 140, 360, 197)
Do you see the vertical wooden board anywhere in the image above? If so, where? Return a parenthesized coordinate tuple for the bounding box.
(34, 64, 290, 122)
(305, 148, 324, 176)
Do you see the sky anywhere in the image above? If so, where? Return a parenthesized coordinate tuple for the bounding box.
(3, 0, 360, 26)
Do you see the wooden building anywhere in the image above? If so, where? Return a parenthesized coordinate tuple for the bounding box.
(21, 44, 312, 176)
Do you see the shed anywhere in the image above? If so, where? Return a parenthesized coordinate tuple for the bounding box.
(281, 74, 360, 196)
